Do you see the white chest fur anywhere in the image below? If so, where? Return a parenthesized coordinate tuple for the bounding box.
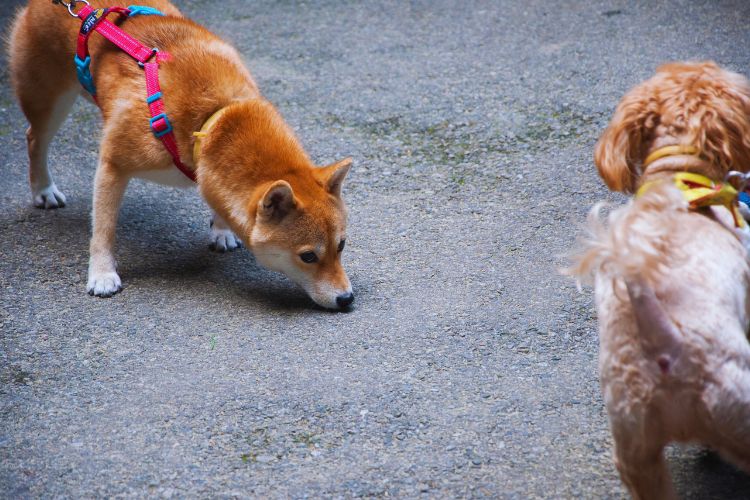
(133, 167, 196, 188)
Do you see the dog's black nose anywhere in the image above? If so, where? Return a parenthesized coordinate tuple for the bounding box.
(336, 292, 354, 308)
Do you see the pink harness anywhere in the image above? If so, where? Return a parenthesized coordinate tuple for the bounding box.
(68, 2, 196, 182)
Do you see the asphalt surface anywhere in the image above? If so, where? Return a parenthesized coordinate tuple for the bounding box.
(2, 0, 750, 497)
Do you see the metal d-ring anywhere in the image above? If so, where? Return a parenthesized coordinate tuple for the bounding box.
(52, 0, 90, 18)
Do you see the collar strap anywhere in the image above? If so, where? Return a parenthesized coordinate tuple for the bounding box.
(637, 172, 746, 228)
(643, 145, 700, 168)
(192, 106, 233, 165)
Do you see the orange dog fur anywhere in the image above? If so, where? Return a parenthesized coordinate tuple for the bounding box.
(594, 61, 750, 194)
(570, 62, 750, 499)
(8, 0, 355, 309)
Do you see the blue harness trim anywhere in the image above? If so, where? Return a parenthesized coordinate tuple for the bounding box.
(127, 5, 166, 17)
(149, 112, 173, 138)
(74, 54, 96, 96)
(146, 91, 162, 104)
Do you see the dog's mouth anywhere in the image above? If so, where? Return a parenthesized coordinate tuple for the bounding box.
(306, 289, 355, 311)
(314, 301, 355, 313)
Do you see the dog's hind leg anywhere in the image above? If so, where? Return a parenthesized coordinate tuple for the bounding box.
(21, 88, 78, 209)
(707, 360, 750, 473)
(611, 423, 676, 500)
(9, 8, 79, 209)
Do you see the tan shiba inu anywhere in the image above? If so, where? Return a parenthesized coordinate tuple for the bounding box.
(8, 0, 355, 309)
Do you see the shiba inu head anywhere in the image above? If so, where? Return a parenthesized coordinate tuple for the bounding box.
(249, 158, 354, 310)
(196, 100, 356, 310)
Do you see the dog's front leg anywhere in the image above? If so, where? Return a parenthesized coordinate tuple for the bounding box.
(87, 160, 129, 297)
(209, 212, 242, 252)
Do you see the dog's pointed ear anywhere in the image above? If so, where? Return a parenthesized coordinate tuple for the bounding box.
(317, 157, 352, 197)
(259, 180, 296, 219)
(595, 84, 658, 193)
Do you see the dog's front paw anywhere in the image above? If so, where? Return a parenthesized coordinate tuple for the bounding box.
(209, 226, 242, 253)
(86, 271, 122, 297)
(32, 184, 66, 209)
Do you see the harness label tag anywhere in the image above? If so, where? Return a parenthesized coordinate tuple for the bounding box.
(80, 8, 108, 36)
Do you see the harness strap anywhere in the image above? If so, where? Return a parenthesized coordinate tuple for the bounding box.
(77, 6, 154, 62)
(144, 59, 196, 181)
(637, 172, 746, 228)
(74, 6, 112, 98)
(73, 4, 196, 182)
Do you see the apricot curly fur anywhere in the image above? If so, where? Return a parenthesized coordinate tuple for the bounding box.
(570, 62, 750, 499)
(595, 62, 750, 192)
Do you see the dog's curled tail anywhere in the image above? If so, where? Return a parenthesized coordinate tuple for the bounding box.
(565, 183, 688, 372)
(565, 182, 687, 287)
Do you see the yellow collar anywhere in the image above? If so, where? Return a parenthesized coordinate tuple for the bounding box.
(643, 144, 700, 168)
(192, 106, 233, 165)
(637, 172, 746, 228)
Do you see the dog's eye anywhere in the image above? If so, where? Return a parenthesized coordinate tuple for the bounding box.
(338, 239, 346, 252)
(299, 251, 318, 264)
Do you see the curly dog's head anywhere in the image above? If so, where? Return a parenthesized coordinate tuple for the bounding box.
(595, 61, 750, 193)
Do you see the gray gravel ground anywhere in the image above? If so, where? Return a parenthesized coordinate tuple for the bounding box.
(2, 0, 750, 497)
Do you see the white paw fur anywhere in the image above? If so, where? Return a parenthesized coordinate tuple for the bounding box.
(33, 184, 66, 209)
(87, 271, 122, 297)
(209, 226, 242, 252)
(209, 216, 242, 252)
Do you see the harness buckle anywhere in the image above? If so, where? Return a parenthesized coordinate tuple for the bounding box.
(137, 48, 159, 68)
(149, 113, 173, 138)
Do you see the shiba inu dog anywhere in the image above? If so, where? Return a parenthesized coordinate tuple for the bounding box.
(8, 0, 354, 309)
